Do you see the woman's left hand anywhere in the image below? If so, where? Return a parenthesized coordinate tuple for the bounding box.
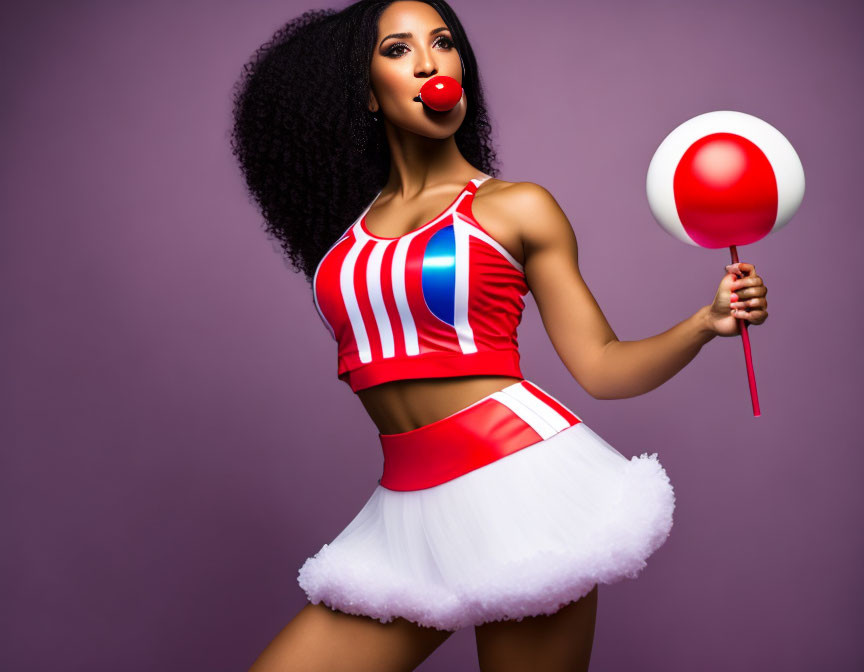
(705, 262, 769, 337)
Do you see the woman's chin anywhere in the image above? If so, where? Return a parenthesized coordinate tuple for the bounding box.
(386, 107, 465, 139)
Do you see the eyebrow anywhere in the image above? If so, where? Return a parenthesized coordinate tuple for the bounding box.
(379, 26, 450, 49)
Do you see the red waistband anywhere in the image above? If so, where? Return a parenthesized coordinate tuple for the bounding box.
(378, 380, 582, 491)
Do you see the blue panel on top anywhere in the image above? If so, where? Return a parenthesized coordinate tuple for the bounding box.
(422, 225, 456, 325)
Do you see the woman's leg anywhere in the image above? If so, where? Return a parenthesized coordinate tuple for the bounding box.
(473, 585, 599, 672)
(247, 602, 455, 672)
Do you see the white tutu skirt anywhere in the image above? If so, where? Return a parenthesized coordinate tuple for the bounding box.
(297, 417, 675, 631)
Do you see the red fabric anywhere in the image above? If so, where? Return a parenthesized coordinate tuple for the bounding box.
(379, 396, 542, 491)
(520, 380, 582, 425)
(313, 178, 529, 392)
(343, 349, 522, 393)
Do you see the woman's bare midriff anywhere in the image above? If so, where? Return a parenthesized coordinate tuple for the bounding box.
(356, 375, 524, 435)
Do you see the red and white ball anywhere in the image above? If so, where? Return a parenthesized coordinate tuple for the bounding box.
(646, 110, 805, 248)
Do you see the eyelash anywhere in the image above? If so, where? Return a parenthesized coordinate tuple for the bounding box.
(384, 36, 455, 58)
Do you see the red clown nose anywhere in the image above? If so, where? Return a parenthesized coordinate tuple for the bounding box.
(417, 75, 462, 111)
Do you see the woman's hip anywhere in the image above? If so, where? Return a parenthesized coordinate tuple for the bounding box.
(378, 379, 584, 491)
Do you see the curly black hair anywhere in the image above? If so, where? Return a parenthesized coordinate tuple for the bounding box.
(229, 0, 500, 284)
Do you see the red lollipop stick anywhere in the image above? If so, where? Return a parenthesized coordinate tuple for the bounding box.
(729, 245, 760, 417)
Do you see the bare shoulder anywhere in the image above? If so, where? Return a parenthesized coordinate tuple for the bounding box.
(474, 179, 575, 255)
(475, 178, 556, 210)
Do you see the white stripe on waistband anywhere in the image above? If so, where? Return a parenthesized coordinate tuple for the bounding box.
(489, 391, 558, 440)
(503, 383, 572, 433)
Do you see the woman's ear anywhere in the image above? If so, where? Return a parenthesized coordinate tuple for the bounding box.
(368, 92, 379, 114)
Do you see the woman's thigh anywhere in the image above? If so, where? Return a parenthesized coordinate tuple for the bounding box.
(473, 586, 599, 672)
(247, 602, 455, 672)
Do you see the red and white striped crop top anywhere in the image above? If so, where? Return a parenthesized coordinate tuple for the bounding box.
(312, 175, 528, 392)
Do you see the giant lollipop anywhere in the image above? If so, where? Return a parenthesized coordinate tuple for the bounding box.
(646, 110, 805, 416)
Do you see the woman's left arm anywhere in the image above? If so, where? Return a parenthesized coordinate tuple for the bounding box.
(587, 258, 768, 399)
(502, 183, 769, 400)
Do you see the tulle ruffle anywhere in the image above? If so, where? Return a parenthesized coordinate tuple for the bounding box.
(297, 421, 675, 631)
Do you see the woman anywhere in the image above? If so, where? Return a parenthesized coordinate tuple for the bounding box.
(230, 1, 769, 670)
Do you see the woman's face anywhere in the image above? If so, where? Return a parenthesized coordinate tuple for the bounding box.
(369, 1, 467, 139)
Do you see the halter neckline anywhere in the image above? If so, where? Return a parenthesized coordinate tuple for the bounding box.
(359, 175, 490, 241)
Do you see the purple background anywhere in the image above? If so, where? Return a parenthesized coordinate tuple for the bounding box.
(3, 0, 862, 669)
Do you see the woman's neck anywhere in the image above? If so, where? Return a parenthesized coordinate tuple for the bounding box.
(380, 126, 478, 197)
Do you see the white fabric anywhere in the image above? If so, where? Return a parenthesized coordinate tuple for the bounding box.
(452, 218, 477, 354)
(338, 234, 371, 362)
(297, 422, 675, 631)
(365, 238, 395, 358)
(501, 384, 573, 434)
(488, 390, 558, 440)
